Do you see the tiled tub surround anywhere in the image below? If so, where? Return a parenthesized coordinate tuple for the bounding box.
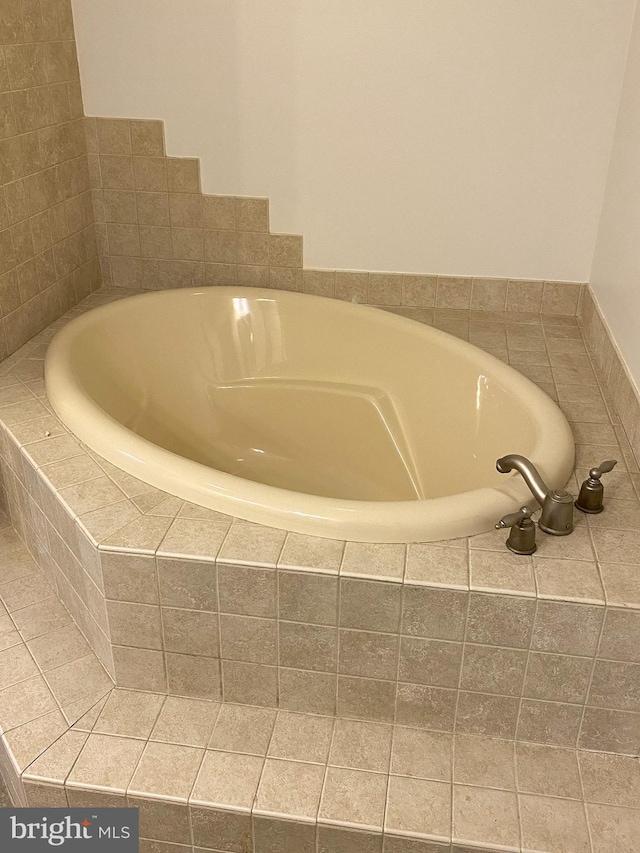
(0, 528, 637, 853)
(88, 117, 587, 317)
(0, 288, 639, 758)
(0, 0, 102, 359)
(0, 291, 640, 851)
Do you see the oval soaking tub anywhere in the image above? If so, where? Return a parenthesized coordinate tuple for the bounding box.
(45, 287, 575, 543)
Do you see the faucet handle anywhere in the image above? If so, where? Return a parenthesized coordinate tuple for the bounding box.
(576, 460, 618, 514)
(495, 506, 536, 555)
(496, 506, 533, 529)
(589, 459, 617, 480)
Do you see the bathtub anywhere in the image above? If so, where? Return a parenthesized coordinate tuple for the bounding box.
(44, 287, 575, 543)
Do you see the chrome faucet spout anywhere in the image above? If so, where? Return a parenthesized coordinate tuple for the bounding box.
(496, 454, 548, 507)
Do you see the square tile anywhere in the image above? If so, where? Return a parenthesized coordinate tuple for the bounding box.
(255, 758, 325, 822)
(268, 711, 334, 763)
(516, 743, 581, 799)
(453, 734, 515, 789)
(453, 785, 519, 850)
(385, 776, 451, 841)
(329, 719, 393, 773)
(128, 741, 203, 802)
(208, 703, 276, 755)
(191, 749, 263, 810)
(391, 728, 452, 781)
(67, 733, 145, 793)
(93, 689, 164, 739)
(520, 793, 590, 853)
(319, 767, 387, 832)
(150, 696, 220, 747)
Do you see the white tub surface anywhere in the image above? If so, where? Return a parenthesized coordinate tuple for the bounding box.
(45, 287, 575, 542)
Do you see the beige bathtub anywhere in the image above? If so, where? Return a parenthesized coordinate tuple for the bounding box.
(45, 287, 575, 542)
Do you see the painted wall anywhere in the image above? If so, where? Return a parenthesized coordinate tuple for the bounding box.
(71, 0, 634, 282)
(590, 4, 640, 389)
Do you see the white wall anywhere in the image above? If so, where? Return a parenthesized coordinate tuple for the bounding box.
(591, 4, 640, 388)
(72, 0, 635, 281)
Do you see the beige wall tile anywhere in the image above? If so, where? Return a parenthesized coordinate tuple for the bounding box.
(133, 156, 167, 192)
(466, 592, 535, 648)
(106, 222, 140, 257)
(203, 195, 235, 230)
(542, 280, 581, 315)
(100, 155, 134, 190)
(139, 224, 172, 259)
(136, 191, 170, 226)
(278, 571, 338, 625)
(589, 659, 640, 712)
(255, 758, 325, 822)
(339, 629, 399, 680)
(254, 817, 316, 853)
(218, 564, 276, 617)
(222, 660, 277, 707)
(455, 691, 519, 738)
(599, 609, 640, 662)
(166, 652, 221, 700)
(460, 644, 527, 696)
(107, 600, 162, 650)
(167, 157, 200, 193)
(112, 646, 166, 693)
(157, 557, 218, 611)
(96, 119, 131, 155)
(191, 807, 252, 853)
(169, 192, 202, 228)
(579, 707, 640, 754)
(507, 279, 544, 312)
(517, 698, 582, 747)
(335, 271, 368, 302)
(270, 266, 302, 291)
(402, 274, 437, 307)
(220, 613, 276, 665)
(162, 607, 219, 657)
(235, 197, 268, 232)
(236, 230, 269, 265)
(130, 120, 165, 156)
(531, 600, 603, 656)
(399, 636, 462, 688)
(279, 621, 337, 672)
(341, 542, 405, 582)
(204, 229, 237, 264)
(524, 651, 592, 703)
(402, 586, 467, 641)
(337, 675, 396, 723)
(278, 668, 336, 716)
(368, 273, 402, 306)
(303, 269, 335, 298)
(171, 226, 203, 261)
(207, 261, 238, 285)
